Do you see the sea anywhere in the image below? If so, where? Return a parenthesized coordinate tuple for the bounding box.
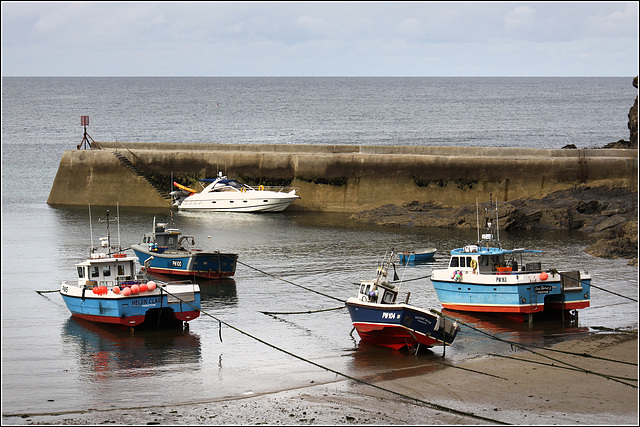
(2, 77, 638, 419)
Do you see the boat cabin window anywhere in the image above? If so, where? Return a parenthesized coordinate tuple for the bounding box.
(117, 264, 125, 276)
(382, 290, 396, 304)
(360, 284, 371, 295)
(77, 267, 84, 279)
(91, 266, 99, 278)
(480, 256, 489, 267)
(103, 265, 111, 277)
(449, 257, 459, 268)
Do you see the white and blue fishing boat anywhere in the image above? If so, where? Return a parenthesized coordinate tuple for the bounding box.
(60, 210, 201, 328)
(398, 248, 437, 264)
(346, 250, 460, 353)
(131, 213, 238, 279)
(430, 196, 591, 322)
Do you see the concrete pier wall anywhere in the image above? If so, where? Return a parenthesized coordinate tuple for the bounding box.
(47, 141, 638, 211)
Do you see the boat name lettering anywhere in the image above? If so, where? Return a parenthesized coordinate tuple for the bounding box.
(534, 285, 553, 294)
(171, 260, 183, 267)
(495, 277, 508, 283)
(381, 312, 398, 320)
(414, 316, 433, 325)
(131, 297, 162, 307)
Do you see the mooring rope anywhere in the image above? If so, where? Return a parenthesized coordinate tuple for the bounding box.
(156, 287, 508, 425)
(434, 309, 638, 387)
(236, 259, 345, 303)
(551, 269, 637, 302)
(260, 306, 345, 315)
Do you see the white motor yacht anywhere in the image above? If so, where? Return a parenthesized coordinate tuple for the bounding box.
(172, 172, 300, 212)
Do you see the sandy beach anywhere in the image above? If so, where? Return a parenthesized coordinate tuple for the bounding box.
(2, 331, 636, 426)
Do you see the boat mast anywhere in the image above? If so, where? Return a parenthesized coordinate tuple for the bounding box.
(105, 210, 112, 257)
(89, 204, 94, 254)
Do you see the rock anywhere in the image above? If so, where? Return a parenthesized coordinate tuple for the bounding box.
(350, 185, 638, 260)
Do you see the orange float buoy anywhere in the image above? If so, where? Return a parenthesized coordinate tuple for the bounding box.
(112, 286, 120, 294)
(92, 287, 98, 294)
(540, 271, 548, 281)
(130, 284, 140, 294)
(147, 281, 157, 291)
(122, 287, 132, 296)
(139, 283, 148, 293)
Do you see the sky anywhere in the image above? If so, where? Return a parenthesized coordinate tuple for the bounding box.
(1, 1, 638, 77)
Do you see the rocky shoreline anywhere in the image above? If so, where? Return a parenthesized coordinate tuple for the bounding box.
(350, 184, 638, 265)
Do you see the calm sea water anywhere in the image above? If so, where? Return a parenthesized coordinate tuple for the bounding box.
(2, 77, 637, 419)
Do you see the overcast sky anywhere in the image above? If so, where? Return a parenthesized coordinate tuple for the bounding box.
(1, 1, 638, 77)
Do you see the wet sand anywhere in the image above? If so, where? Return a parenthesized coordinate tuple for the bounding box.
(4, 331, 637, 425)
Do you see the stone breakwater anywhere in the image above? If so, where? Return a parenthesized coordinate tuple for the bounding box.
(47, 142, 637, 212)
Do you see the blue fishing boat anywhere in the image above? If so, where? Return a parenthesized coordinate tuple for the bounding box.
(131, 213, 238, 279)
(430, 196, 591, 322)
(398, 248, 437, 264)
(346, 250, 460, 353)
(60, 210, 201, 328)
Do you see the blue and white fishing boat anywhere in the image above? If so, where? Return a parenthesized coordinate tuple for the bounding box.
(172, 171, 300, 212)
(398, 248, 437, 264)
(60, 210, 201, 328)
(131, 213, 238, 279)
(430, 196, 591, 322)
(346, 250, 460, 353)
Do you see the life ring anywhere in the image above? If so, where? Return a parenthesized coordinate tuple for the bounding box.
(470, 259, 478, 272)
(258, 185, 265, 191)
(241, 187, 246, 193)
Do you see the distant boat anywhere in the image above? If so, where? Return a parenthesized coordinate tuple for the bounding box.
(60, 210, 201, 328)
(430, 195, 591, 322)
(171, 172, 300, 212)
(131, 213, 238, 279)
(398, 248, 436, 263)
(346, 249, 460, 353)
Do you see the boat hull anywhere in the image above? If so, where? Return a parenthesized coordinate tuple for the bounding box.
(60, 283, 201, 327)
(430, 270, 590, 315)
(177, 193, 299, 212)
(346, 298, 458, 351)
(132, 245, 237, 279)
(399, 249, 436, 263)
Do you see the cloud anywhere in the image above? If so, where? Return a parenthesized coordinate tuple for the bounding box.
(504, 5, 536, 33)
(1, 2, 637, 76)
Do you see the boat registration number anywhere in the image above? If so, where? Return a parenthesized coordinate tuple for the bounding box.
(171, 260, 183, 267)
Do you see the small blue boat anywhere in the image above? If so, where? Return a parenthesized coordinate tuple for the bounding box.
(60, 210, 201, 328)
(430, 196, 591, 322)
(131, 214, 238, 279)
(346, 250, 460, 353)
(398, 248, 436, 264)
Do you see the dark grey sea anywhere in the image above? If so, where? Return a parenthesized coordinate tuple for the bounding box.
(2, 77, 637, 418)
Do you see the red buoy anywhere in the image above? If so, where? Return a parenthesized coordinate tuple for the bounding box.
(540, 271, 549, 281)
(130, 284, 140, 294)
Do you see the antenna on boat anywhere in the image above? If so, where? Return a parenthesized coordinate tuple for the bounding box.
(117, 202, 121, 251)
(495, 197, 500, 246)
(89, 204, 94, 253)
(476, 197, 480, 243)
(106, 210, 112, 257)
